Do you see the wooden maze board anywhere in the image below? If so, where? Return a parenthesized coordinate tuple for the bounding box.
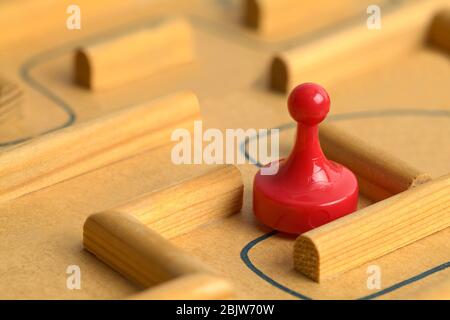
(0, 0, 449, 299)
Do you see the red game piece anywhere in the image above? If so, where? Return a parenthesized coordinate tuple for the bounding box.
(253, 83, 359, 234)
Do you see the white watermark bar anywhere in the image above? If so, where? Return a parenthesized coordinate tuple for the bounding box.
(171, 121, 280, 175)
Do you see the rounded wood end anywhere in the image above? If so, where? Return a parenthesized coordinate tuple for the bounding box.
(74, 49, 92, 89)
(428, 10, 450, 52)
(270, 56, 289, 92)
(293, 235, 320, 282)
(243, 0, 260, 29)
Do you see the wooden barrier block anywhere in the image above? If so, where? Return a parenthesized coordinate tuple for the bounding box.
(128, 274, 234, 300)
(0, 91, 200, 203)
(84, 212, 210, 287)
(0, 77, 23, 123)
(114, 165, 244, 239)
(269, 0, 447, 92)
(74, 18, 195, 90)
(429, 10, 450, 53)
(320, 123, 431, 202)
(294, 173, 450, 282)
(243, 0, 363, 36)
(83, 165, 243, 299)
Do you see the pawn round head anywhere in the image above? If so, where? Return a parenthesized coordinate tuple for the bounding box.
(288, 83, 330, 125)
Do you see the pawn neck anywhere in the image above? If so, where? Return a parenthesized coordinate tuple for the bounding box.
(295, 123, 325, 159)
(280, 122, 330, 186)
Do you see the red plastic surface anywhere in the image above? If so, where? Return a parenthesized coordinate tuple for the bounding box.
(253, 83, 359, 234)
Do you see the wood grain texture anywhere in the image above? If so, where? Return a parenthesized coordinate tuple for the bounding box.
(320, 123, 431, 201)
(0, 77, 23, 123)
(0, 0, 448, 300)
(294, 173, 450, 282)
(128, 273, 234, 300)
(115, 165, 244, 239)
(84, 212, 210, 287)
(84, 165, 243, 299)
(0, 91, 200, 203)
(429, 10, 450, 53)
(74, 18, 195, 90)
(270, 0, 448, 92)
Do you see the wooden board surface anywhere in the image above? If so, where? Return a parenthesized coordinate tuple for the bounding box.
(0, 0, 449, 299)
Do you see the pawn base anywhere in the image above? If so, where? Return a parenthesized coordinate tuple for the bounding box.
(253, 164, 359, 234)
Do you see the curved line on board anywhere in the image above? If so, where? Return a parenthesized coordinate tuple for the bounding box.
(3, 1, 448, 299)
(12, 56, 77, 146)
(4, 0, 403, 147)
(3, 22, 164, 147)
(240, 231, 313, 300)
(240, 109, 450, 300)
